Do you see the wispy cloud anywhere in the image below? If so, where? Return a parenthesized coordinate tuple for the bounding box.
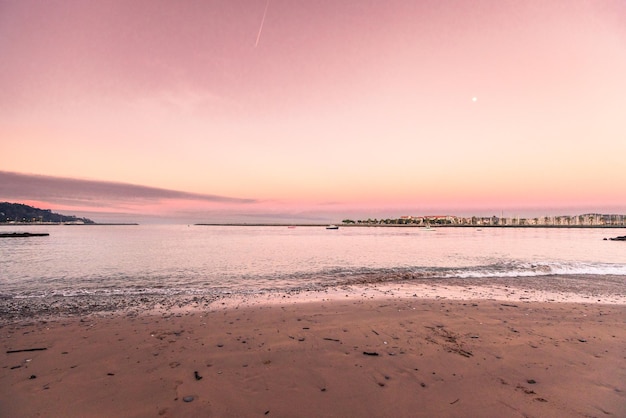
(0, 171, 256, 207)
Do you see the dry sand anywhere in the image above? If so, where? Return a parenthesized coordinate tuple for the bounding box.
(1, 280, 625, 417)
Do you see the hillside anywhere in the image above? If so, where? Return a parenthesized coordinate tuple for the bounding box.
(0, 202, 95, 224)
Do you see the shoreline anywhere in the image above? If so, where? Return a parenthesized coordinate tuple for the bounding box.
(2, 274, 625, 323)
(1, 290, 625, 417)
(3, 222, 625, 229)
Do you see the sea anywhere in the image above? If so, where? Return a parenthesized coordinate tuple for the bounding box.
(1, 224, 625, 301)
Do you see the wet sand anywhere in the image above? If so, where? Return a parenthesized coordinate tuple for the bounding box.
(1, 278, 625, 417)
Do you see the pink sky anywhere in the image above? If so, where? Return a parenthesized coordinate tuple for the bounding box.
(1, 0, 625, 223)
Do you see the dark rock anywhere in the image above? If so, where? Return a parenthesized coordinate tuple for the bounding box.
(0, 232, 50, 238)
(608, 235, 626, 241)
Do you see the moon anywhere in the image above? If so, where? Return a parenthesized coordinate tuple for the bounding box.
(472, 97, 478, 102)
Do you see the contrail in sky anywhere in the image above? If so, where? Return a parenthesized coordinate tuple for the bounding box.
(255, 0, 270, 48)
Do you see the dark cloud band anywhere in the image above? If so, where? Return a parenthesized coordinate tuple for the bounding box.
(0, 171, 255, 206)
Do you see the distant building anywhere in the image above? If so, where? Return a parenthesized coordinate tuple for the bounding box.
(353, 213, 626, 227)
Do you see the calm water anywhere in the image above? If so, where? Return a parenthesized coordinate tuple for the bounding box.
(1, 225, 625, 299)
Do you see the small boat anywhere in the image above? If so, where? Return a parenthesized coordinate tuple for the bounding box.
(326, 225, 339, 230)
(421, 225, 435, 231)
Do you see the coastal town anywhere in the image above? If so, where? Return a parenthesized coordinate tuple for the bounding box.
(346, 213, 626, 227)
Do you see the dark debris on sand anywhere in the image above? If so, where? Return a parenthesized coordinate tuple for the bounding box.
(0, 294, 220, 323)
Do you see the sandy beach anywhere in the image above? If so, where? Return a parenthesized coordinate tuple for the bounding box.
(1, 278, 625, 417)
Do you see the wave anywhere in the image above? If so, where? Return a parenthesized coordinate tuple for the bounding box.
(3, 260, 625, 299)
(316, 261, 626, 282)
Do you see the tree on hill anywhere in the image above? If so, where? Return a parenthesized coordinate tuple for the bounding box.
(0, 202, 95, 224)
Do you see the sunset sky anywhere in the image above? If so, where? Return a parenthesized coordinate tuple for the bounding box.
(1, 0, 625, 223)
